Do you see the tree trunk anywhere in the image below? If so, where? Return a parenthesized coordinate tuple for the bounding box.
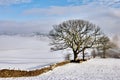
(74, 52, 78, 62)
(82, 49, 85, 61)
(103, 49, 106, 58)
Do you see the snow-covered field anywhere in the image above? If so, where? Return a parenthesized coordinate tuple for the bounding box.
(0, 35, 65, 70)
(0, 58, 119, 80)
(0, 35, 120, 80)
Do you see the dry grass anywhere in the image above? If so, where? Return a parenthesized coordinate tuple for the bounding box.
(0, 61, 70, 78)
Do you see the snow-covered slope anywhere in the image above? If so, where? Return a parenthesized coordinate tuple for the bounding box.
(0, 35, 65, 70)
(1, 58, 120, 80)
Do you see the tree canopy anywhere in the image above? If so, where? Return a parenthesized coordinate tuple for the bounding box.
(49, 19, 102, 61)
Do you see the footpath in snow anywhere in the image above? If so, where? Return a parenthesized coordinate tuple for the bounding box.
(0, 58, 120, 80)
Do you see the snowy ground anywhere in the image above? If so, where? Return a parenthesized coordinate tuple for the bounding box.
(0, 58, 119, 80)
(0, 35, 120, 80)
(0, 35, 66, 70)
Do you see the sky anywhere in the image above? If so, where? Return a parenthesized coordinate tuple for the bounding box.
(0, 0, 120, 36)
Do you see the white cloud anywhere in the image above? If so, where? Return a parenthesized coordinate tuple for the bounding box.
(0, 20, 54, 34)
(0, 0, 32, 6)
(22, 5, 120, 36)
(23, 4, 120, 18)
(23, 5, 102, 16)
(23, 6, 80, 16)
(0, 0, 120, 36)
(0, 4, 119, 36)
(67, 0, 120, 8)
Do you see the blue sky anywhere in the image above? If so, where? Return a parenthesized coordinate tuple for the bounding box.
(0, 0, 120, 36)
(0, 0, 70, 21)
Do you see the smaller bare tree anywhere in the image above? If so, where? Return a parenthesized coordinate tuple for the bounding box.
(96, 35, 114, 58)
(91, 49, 97, 58)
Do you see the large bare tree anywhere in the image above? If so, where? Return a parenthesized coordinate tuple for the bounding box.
(49, 19, 101, 61)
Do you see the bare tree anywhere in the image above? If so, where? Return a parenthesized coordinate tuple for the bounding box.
(96, 35, 115, 58)
(49, 19, 101, 62)
(91, 49, 97, 58)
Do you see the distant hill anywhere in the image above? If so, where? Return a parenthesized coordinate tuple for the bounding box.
(0, 32, 49, 37)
